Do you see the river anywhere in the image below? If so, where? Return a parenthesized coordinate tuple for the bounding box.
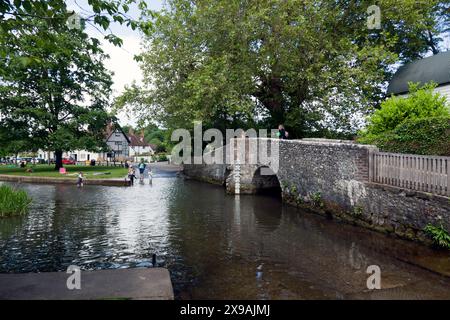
(0, 167, 449, 299)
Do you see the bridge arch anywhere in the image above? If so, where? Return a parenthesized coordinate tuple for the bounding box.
(251, 166, 282, 197)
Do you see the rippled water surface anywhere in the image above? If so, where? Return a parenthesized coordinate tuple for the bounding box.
(0, 169, 449, 299)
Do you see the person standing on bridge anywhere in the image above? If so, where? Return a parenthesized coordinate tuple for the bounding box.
(277, 124, 289, 139)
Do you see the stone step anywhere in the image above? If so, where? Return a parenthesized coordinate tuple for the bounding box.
(0, 268, 174, 300)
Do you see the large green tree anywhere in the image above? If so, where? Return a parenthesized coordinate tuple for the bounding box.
(0, 0, 153, 47)
(0, 17, 113, 169)
(118, 0, 449, 138)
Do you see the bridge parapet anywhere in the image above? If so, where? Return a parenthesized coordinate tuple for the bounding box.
(183, 138, 449, 244)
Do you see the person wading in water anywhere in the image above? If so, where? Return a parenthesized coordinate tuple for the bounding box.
(128, 166, 136, 186)
(138, 160, 146, 183)
(77, 172, 85, 187)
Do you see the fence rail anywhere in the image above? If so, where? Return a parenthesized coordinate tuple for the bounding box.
(369, 152, 450, 197)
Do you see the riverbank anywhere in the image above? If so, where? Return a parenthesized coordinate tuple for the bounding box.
(0, 174, 131, 186)
(0, 163, 182, 186)
(0, 165, 128, 179)
(0, 268, 174, 300)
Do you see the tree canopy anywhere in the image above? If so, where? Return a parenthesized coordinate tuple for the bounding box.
(0, 0, 153, 47)
(0, 1, 158, 167)
(0, 16, 113, 169)
(117, 0, 450, 138)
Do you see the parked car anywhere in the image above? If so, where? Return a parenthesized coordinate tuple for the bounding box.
(62, 158, 76, 165)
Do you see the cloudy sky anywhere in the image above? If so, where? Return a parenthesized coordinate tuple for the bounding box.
(66, 0, 164, 126)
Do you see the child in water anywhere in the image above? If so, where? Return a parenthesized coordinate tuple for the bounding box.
(148, 167, 153, 185)
(77, 172, 84, 187)
(128, 166, 136, 186)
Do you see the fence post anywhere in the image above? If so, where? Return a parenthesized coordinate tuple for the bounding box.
(447, 158, 450, 196)
(368, 148, 375, 183)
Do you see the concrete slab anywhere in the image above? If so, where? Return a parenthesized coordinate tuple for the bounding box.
(0, 268, 173, 300)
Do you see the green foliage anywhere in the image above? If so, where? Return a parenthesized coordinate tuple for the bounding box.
(311, 192, 324, 209)
(155, 144, 167, 154)
(360, 116, 450, 156)
(157, 154, 169, 162)
(0, 0, 152, 49)
(0, 185, 32, 218)
(290, 184, 298, 194)
(358, 83, 450, 155)
(424, 223, 450, 250)
(360, 83, 449, 137)
(353, 206, 364, 218)
(117, 0, 448, 137)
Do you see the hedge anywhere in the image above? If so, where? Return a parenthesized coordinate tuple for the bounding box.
(358, 116, 450, 156)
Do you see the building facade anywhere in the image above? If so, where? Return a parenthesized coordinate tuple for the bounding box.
(38, 125, 131, 162)
(37, 126, 156, 163)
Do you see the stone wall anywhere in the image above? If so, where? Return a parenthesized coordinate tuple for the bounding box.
(182, 138, 450, 244)
(183, 162, 227, 185)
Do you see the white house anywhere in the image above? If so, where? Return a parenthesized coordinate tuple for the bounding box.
(37, 125, 160, 163)
(128, 130, 156, 157)
(387, 51, 450, 102)
(102, 125, 131, 160)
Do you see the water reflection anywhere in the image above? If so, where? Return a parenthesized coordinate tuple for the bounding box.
(0, 178, 449, 300)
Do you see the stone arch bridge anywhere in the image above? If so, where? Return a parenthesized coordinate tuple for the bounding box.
(183, 138, 449, 244)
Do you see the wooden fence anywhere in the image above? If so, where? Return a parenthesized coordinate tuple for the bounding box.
(369, 152, 450, 197)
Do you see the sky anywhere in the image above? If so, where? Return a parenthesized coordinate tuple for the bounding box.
(66, 0, 164, 126)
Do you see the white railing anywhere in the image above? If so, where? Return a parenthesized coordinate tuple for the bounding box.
(370, 152, 450, 197)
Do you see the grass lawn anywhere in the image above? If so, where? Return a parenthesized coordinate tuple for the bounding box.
(0, 164, 128, 179)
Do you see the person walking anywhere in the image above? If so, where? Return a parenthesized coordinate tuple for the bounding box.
(138, 160, 146, 183)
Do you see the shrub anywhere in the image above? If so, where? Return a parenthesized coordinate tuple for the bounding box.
(424, 223, 450, 250)
(0, 185, 32, 217)
(360, 83, 449, 137)
(358, 82, 450, 155)
(158, 154, 168, 162)
(155, 143, 167, 153)
(311, 192, 324, 208)
(359, 116, 450, 156)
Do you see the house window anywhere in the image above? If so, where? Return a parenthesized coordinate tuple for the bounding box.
(115, 141, 122, 146)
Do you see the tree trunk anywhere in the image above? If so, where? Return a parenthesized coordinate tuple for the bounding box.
(54, 150, 63, 170)
(256, 75, 286, 128)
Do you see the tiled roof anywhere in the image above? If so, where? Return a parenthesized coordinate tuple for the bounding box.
(128, 132, 152, 147)
(388, 52, 450, 95)
(104, 123, 131, 143)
